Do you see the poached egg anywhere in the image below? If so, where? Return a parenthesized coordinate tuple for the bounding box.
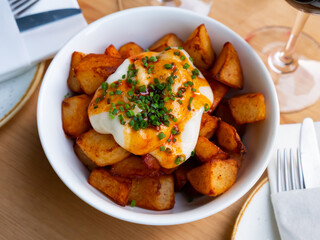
(88, 48, 213, 168)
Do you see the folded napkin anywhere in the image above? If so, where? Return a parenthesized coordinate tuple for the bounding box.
(0, 0, 87, 82)
(268, 122, 320, 240)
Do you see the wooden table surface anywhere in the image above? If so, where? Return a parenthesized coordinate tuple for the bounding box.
(1, 0, 320, 239)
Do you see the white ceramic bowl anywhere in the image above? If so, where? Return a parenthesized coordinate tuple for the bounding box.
(37, 7, 279, 225)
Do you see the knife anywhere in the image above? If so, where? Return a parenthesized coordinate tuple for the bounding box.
(299, 118, 320, 189)
(16, 8, 82, 32)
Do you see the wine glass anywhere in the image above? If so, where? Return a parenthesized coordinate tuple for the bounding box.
(246, 0, 320, 112)
(117, 0, 213, 15)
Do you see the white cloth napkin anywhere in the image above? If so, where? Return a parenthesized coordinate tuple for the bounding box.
(268, 122, 320, 240)
(0, 0, 87, 82)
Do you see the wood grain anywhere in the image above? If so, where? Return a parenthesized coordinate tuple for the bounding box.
(1, 0, 319, 239)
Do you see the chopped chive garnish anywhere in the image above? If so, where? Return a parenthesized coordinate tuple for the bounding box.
(171, 128, 177, 135)
(158, 132, 165, 140)
(183, 63, 190, 69)
(95, 98, 100, 104)
(204, 103, 210, 112)
(191, 75, 196, 79)
(160, 146, 165, 151)
(128, 90, 134, 96)
(167, 138, 171, 142)
(164, 64, 172, 69)
(109, 91, 114, 95)
(188, 97, 193, 111)
(175, 155, 182, 165)
(119, 106, 124, 112)
(178, 100, 183, 105)
(174, 51, 180, 56)
(191, 149, 195, 157)
(101, 82, 108, 90)
(173, 138, 177, 143)
(139, 85, 146, 92)
(189, 57, 193, 62)
(115, 90, 122, 95)
(193, 69, 199, 76)
(187, 81, 193, 86)
(192, 88, 197, 92)
(129, 120, 134, 126)
(178, 47, 183, 50)
(125, 104, 130, 110)
(112, 108, 119, 115)
(94, 105, 98, 109)
(164, 46, 171, 51)
(130, 200, 136, 207)
(149, 56, 157, 62)
(180, 56, 185, 60)
(109, 113, 115, 119)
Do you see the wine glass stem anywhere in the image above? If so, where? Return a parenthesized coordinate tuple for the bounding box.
(279, 11, 309, 64)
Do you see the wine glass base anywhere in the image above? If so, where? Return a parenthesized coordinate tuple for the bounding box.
(246, 26, 320, 113)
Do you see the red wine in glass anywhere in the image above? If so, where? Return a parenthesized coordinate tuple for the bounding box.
(285, 0, 320, 14)
(246, 0, 320, 112)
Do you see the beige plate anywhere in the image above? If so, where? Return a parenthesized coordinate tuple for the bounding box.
(231, 177, 281, 240)
(0, 62, 46, 128)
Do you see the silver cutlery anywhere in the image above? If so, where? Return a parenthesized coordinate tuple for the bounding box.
(8, 0, 40, 18)
(277, 148, 304, 192)
(299, 118, 320, 189)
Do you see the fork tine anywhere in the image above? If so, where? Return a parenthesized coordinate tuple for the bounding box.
(283, 149, 289, 191)
(14, 0, 39, 17)
(297, 148, 305, 189)
(290, 149, 296, 190)
(10, 0, 30, 11)
(9, 0, 24, 7)
(277, 149, 282, 192)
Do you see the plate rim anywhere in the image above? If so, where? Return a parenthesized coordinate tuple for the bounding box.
(0, 61, 46, 128)
(231, 177, 269, 239)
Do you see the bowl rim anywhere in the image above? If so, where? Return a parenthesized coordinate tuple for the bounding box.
(37, 6, 279, 225)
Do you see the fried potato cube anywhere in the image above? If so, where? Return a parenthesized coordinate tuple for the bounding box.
(76, 129, 131, 166)
(128, 175, 175, 210)
(187, 159, 238, 196)
(174, 161, 195, 191)
(67, 51, 86, 93)
(195, 136, 228, 162)
(208, 79, 229, 111)
(214, 100, 245, 136)
(142, 153, 162, 170)
(110, 155, 162, 178)
(118, 42, 144, 58)
(89, 168, 132, 206)
(183, 24, 215, 69)
(62, 94, 91, 138)
(199, 113, 219, 139)
(229, 152, 244, 169)
(104, 44, 121, 58)
(216, 121, 245, 153)
(142, 154, 176, 174)
(210, 42, 243, 89)
(74, 143, 97, 170)
(75, 54, 124, 95)
(228, 93, 266, 124)
(149, 33, 183, 52)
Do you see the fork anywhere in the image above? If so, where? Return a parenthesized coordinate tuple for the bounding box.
(7, 0, 40, 18)
(277, 148, 305, 192)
